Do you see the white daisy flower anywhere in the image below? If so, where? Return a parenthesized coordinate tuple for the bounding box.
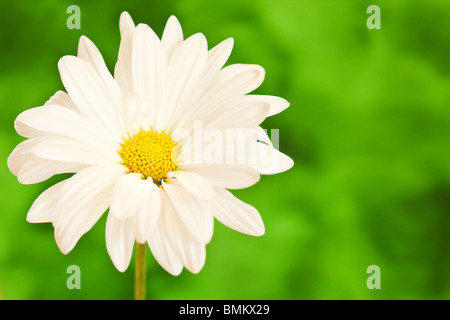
(7, 12, 293, 275)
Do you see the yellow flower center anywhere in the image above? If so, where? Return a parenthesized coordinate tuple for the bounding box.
(119, 129, 178, 182)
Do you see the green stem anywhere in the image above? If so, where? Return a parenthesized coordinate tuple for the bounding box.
(134, 242, 147, 300)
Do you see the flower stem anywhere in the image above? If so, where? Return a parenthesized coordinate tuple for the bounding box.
(135, 242, 147, 300)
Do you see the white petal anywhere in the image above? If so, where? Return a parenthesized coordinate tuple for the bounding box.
(14, 119, 40, 139)
(203, 99, 270, 130)
(147, 218, 183, 276)
(77, 36, 122, 103)
(18, 155, 85, 185)
(176, 126, 259, 167)
(120, 95, 145, 134)
(207, 38, 234, 77)
(161, 15, 183, 60)
(132, 23, 167, 97)
(114, 27, 135, 96)
(211, 63, 265, 97)
(131, 24, 168, 130)
(173, 38, 233, 131)
(53, 165, 124, 254)
(109, 173, 150, 220)
(58, 55, 124, 139)
(163, 181, 213, 244)
(172, 38, 234, 131)
(212, 187, 265, 236)
(162, 192, 206, 273)
(119, 11, 135, 36)
(168, 171, 214, 201)
(105, 214, 135, 272)
(245, 95, 290, 117)
(165, 33, 208, 131)
(255, 143, 294, 174)
(8, 138, 42, 176)
(182, 64, 265, 131)
(133, 181, 162, 243)
(196, 37, 234, 96)
(44, 90, 77, 111)
(15, 105, 114, 150)
(177, 163, 260, 189)
(31, 137, 117, 166)
(27, 179, 68, 223)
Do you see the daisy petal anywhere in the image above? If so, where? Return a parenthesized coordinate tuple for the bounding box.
(163, 181, 213, 244)
(173, 38, 234, 131)
(180, 63, 265, 131)
(168, 171, 214, 201)
(148, 218, 183, 276)
(162, 193, 206, 273)
(131, 24, 168, 131)
(119, 11, 135, 36)
(15, 105, 113, 149)
(178, 163, 260, 189)
(245, 95, 290, 117)
(78, 36, 122, 102)
(109, 173, 149, 220)
(44, 90, 77, 111)
(53, 165, 124, 254)
(212, 63, 266, 97)
(8, 138, 42, 176)
(207, 38, 234, 78)
(203, 99, 270, 130)
(58, 55, 123, 138)
(115, 27, 135, 96)
(18, 156, 84, 185)
(31, 137, 117, 166)
(256, 143, 294, 174)
(133, 181, 162, 243)
(161, 15, 183, 60)
(165, 33, 207, 131)
(212, 187, 265, 236)
(105, 214, 135, 272)
(27, 179, 68, 223)
(132, 23, 167, 100)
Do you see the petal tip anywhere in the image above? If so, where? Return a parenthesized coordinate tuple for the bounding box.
(167, 15, 180, 24)
(119, 11, 135, 32)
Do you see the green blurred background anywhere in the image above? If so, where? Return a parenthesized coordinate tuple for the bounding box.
(0, 0, 449, 300)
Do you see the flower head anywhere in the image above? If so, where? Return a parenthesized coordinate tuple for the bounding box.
(7, 12, 293, 274)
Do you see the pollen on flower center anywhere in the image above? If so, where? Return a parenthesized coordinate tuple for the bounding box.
(119, 129, 178, 182)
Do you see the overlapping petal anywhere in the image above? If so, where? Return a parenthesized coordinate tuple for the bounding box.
(161, 15, 183, 60)
(178, 163, 260, 189)
(106, 214, 135, 272)
(58, 55, 125, 139)
(212, 187, 265, 236)
(147, 215, 183, 276)
(163, 180, 214, 244)
(53, 165, 124, 254)
(160, 191, 206, 273)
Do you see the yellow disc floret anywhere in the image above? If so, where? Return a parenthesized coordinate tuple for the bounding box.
(119, 129, 178, 182)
